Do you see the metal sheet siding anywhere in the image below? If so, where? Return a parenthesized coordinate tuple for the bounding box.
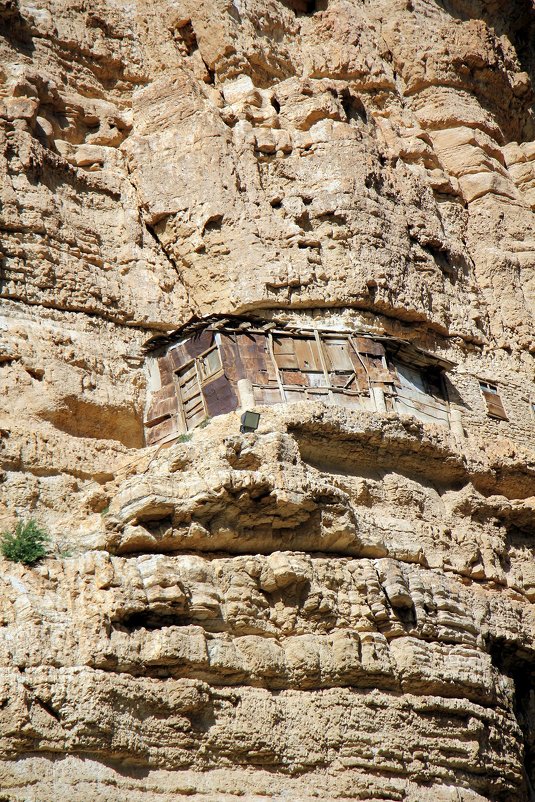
(145, 415, 179, 445)
(204, 374, 239, 417)
(144, 323, 454, 443)
(219, 334, 248, 385)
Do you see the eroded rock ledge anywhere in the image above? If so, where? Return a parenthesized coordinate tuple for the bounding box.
(1, 0, 535, 799)
(0, 409, 533, 800)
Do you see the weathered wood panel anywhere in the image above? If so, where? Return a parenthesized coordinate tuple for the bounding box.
(272, 336, 299, 369)
(253, 386, 282, 404)
(332, 391, 364, 410)
(145, 325, 454, 444)
(294, 338, 321, 371)
(482, 390, 507, 420)
(285, 388, 307, 403)
(323, 339, 354, 371)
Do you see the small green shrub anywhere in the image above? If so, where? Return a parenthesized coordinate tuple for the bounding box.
(0, 519, 50, 565)
(177, 432, 193, 443)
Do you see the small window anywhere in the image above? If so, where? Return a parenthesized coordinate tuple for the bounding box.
(395, 363, 444, 400)
(200, 347, 222, 381)
(479, 381, 507, 420)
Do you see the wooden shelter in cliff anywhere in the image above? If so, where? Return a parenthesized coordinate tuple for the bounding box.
(142, 315, 456, 446)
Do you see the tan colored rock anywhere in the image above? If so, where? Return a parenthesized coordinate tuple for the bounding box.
(1, 0, 535, 798)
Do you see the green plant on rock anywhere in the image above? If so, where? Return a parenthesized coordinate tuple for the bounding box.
(0, 519, 50, 565)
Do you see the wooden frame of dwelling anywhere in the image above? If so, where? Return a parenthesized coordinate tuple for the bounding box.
(143, 316, 456, 446)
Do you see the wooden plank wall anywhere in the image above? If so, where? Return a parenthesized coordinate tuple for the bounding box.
(144, 327, 453, 446)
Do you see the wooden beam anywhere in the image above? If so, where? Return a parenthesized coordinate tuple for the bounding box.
(267, 332, 287, 403)
(314, 330, 334, 402)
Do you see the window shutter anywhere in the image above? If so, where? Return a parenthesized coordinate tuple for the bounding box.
(481, 389, 507, 420)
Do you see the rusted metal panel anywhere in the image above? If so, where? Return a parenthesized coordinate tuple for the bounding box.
(157, 357, 174, 387)
(240, 336, 275, 378)
(167, 345, 191, 371)
(166, 332, 215, 372)
(330, 373, 356, 389)
(362, 353, 391, 383)
(253, 369, 275, 386)
(272, 335, 294, 354)
(145, 396, 178, 425)
(353, 336, 385, 357)
(145, 415, 179, 445)
(281, 369, 306, 387)
(348, 340, 386, 386)
(274, 353, 298, 369)
(149, 383, 176, 403)
(240, 335, 271, 384)
(219, 333, 247, 384)
(247, 332, 269, 351)
(203, 374, 238, 417)
(182, 330, 214, 360)
(145, 384, 178, 424)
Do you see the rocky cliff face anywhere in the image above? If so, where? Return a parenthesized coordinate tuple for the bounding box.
(1, 0, 535, 799)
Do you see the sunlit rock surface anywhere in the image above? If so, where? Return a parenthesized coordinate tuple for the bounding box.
(1, 0, 535, 799)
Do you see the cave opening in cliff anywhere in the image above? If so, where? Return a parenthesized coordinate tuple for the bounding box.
(341, 89, 368, 126)
(172, 19, 198, 56)
(280, 0, 328, 15)
(114, 609, 225, 634)
(487, 637, 535, 797)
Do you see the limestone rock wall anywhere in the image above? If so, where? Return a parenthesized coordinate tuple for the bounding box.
(1, 0, 535, 800)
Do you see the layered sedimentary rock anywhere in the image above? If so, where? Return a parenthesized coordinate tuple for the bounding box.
(1, 0, 535, 799)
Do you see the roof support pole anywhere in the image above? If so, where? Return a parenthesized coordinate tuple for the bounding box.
(314, 329, 334, 402)
(267, 332, 287, 403)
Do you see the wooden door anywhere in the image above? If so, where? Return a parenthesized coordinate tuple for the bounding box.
(176, 362, 206, 431)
